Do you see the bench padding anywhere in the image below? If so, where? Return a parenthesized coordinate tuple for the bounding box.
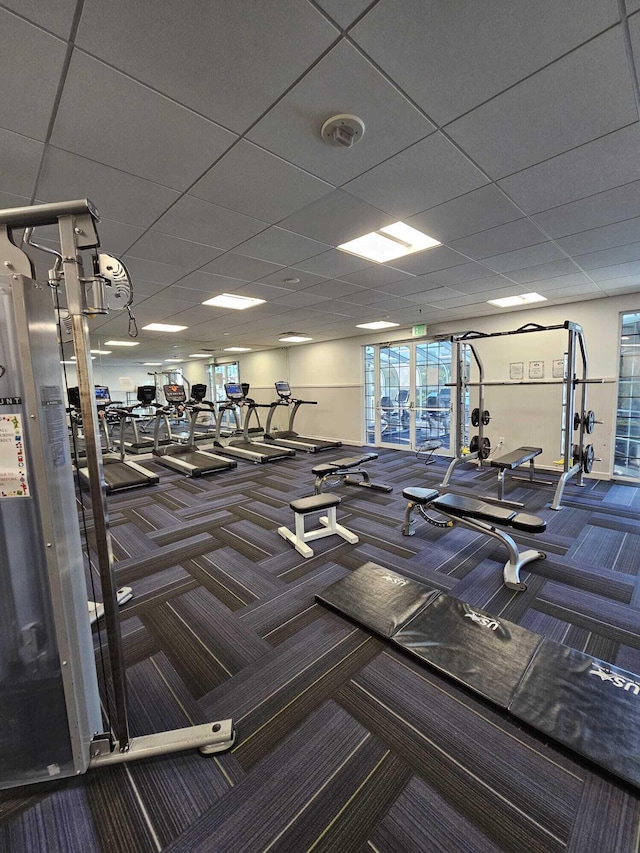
(290, 493, 341, 513)
(490, 446, 542, 470)
(312, 453, 379, 476)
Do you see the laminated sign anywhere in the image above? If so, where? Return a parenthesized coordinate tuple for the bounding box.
(0, 413, 30, 497)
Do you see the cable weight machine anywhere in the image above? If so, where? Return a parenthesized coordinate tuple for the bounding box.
(0, 200, 234, 791)
(438, 321, 602, 511)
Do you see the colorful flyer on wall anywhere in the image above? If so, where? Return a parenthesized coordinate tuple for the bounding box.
(0, 413, 30, 498)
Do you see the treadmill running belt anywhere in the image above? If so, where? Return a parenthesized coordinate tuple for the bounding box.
(394, 596, 542, 707)
(509, 640, 640, 788)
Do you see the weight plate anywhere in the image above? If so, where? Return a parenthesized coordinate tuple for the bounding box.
(471, 408, 480, 427)
(572, 444, 580, 464)
(470, 435, 479, 454)
(480, 437, 491, 460)
(573, 412, 581, 431)
(584, 410, 596, 435)
(481, 409, 491, 425)
(583, 444, 595, 473)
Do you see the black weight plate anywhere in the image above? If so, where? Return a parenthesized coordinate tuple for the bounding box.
(471, 407, 480, 427)
(481, 409, 491, 425)
(572, 444, 580, 464)
(393, 596, 542, 708)
(583, 443, 595, 473)
(469, 435, 479, 454)
(573, 412, 581, 431)
(480, 436, 491, 460)
(584, 410, 596, 434)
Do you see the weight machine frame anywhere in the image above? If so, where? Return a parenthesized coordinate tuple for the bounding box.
(0, 200, 234, 791)
(438, 321, 593, 511)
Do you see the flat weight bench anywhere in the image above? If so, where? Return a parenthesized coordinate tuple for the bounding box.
(484, 446, 552, 507)
(401, 487, 546, 590)
(312, 453, 392, 495)
(278, 493, 359, 558)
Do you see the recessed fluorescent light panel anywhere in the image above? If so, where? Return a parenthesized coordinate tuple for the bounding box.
(71, 356, 96, 360)
(90, 349, 111, 355)
(356, 321, 400, 330)
(104, 340, 139, 346)
(202, 293, 265, 310)
(487, 292, 547, 308)
(224, 347, 252, 352)
(142, 323, 188, 332)
(189, 353, 210, 358)
(143, 362, 163, 366)
(164, 358, 183, 362)
(279, 334, 313, 343)
(338, 222, 441, 263)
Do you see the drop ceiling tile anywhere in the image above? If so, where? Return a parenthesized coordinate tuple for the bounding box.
(341, 289, 394, 305)
(451, 276, 515, 294)
(190, 140, 334, 223)
(136, 296, 197, 315)
(404, 287, 462, 303)
(95, 219, 145, 256)
(249, 41, 433, 185)
(257, 267, 329, 290)
(319, 300, 385, 318)
(532, 181, 640, 238)
(305, 280, 369, 300)
(175, 271, 248, 293)
(556, 217, 640, 255)
(343, 133, 489, 218)
(131, 280, 170, 297)
(574, 240, 640, 270)
(229, 282, 292, 300)
(389, 245, 471, 275)
(414, 263, 496, 287)
(278, 190, 395, 246)
(121, 256, 190, 285)
(0, 11, 67, 140)
(340, 264, 413, 287)
(126, 231, 223, 270)
(52, 53, 237, 190)
(37, 147, 180, 227)
(293, 249, 370, 278)
(448, 218, 547, 260)
(0, 129, 43, 198)
(152, 286, 202, 304)
(483, 242, 567, 274)
(522, 272, 594, 290)
(153, 195, 267, 250)
(600, 278, 640, 294)
(534, 281, 602, 298)
(629, 2, 640, 13)
(447, 28, 636, 179)
(366, 296, 424, 311)
(2, 0, 76, 37)
(498, 124, 640, 214)
(506, 258, 583, 284)
(314, 0, 372, 27)
(200, 253, 284, 281)
(0, 190, 31, 210)
(76, 0, 337, 132)
(405, 185, 523, 244)
(271, 290, 332, 307)
(377, 276, 457, 297)
(235, 227, 330, 265)
(589, 260, 640, 281)
(352, 0, 618, 124)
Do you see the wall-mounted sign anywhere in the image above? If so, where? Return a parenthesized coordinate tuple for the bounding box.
(529, 360, 545, 380)
(119, 377, 134, 392)
(509, 362, 524, 380)
(0, 413, 30, 498)
(412, 324, 427, 337)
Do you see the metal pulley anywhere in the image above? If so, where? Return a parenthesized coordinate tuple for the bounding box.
(470, 435, 491, 459)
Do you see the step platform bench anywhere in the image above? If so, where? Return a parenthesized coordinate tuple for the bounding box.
(312, 453, 392, 495)
(278, 492, 358, 558)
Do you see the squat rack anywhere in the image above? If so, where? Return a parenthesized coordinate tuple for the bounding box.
(438, 321, 597, 511)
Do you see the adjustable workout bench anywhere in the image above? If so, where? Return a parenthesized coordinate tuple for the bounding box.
(312, 453, 392, 495)
(401, 487, 546, 590)
(484, 446, 552, 507)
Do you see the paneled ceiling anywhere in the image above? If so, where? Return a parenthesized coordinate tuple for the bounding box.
(2, 0, 640, 365)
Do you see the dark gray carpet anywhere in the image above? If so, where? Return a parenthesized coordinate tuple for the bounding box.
(2, 448, 640, 852)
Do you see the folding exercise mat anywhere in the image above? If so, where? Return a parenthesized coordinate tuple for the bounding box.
(317, 561, 640, 789)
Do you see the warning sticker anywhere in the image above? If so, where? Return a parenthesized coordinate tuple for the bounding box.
(0, 413, 30, 497)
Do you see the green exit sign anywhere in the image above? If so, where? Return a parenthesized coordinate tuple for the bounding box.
(412, 324, 427, 337)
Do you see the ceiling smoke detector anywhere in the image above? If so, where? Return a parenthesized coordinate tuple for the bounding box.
(321, 114, 365, 148)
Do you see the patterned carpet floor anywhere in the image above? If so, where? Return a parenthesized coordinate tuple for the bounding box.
(2, 446, 640, 852)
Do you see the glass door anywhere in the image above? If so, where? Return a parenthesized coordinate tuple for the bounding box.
(615, 312, 640, 479)
(365, 340, 454, 451)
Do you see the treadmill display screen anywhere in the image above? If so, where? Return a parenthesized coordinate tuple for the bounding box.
(95, 386, 110, 402)
(164, 384, 186, 403)
(225, 383, 244, 400)
(275, 381, 291, 398)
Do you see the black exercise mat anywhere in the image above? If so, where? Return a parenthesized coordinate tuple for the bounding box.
(316, 561, 441, 639)
(510, 640, 640, 787)
(393, 596, 542, 708)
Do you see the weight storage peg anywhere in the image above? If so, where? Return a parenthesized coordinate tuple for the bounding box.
(471, 408, 491, 427)
(470, 435, 491, 459)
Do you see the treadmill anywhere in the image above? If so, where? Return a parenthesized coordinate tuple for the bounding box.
(213, 382, 295, 464)
(116, 385, 171, 454)
(263, 381, 342, 453)
(75, 386, 160, 493)
(152, 383, 237, 477)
